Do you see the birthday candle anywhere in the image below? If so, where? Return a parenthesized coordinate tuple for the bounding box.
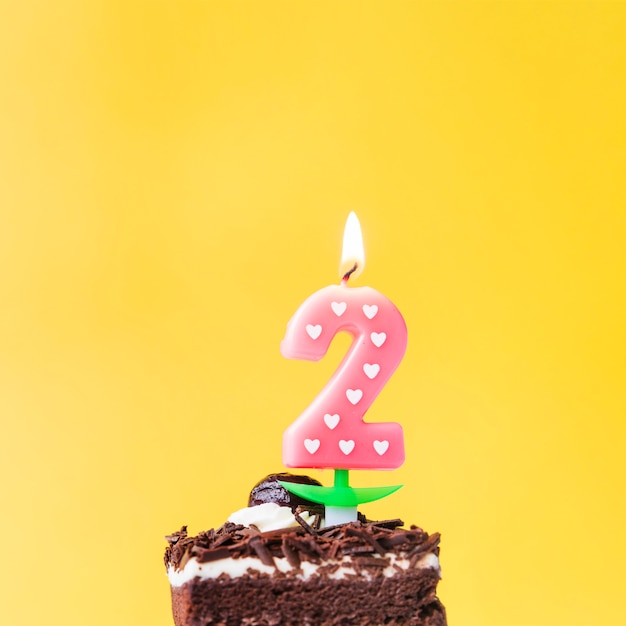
(281, 213, 407, 471)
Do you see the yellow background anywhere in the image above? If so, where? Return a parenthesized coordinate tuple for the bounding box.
(1, 2, 625, 625)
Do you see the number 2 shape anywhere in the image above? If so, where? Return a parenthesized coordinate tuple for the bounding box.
(281, 284, 407, 470)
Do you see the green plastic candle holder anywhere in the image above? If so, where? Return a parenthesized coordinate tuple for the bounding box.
(280, 469, 402, 511)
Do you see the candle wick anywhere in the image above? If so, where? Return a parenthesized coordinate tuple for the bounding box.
(342, 263, 358, 283)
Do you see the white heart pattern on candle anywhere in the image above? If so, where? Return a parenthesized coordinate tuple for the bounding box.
(331, 301, 347, 316)
(373, 440, 389, 455)
(346, 388, 363, 405)
(363, 363, 380, 379)
(363, 304, 378, 319)
(339, 439, 355, 455)
(370, 332, 387, 347)
(323, 413, 340, 430)
(304, 438, 320, 454)
(306, 324, 322, 340)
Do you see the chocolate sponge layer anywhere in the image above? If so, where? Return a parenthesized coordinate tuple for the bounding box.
(170, 568, 446, 626)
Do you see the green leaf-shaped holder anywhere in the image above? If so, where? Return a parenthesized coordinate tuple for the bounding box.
(280, 469, 402, 508)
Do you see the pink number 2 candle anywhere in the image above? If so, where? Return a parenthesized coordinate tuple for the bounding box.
(281, 213, 408, 471)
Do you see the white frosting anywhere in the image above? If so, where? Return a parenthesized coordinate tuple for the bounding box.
(227, 502, 313, 532)
(168, 503, 440, 588)
(168, 551, 441, 587)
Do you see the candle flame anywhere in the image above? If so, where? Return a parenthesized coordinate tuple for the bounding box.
(339, 211, 365, 281)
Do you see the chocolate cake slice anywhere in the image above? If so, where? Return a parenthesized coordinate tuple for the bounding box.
(165, 475, 446, 625)
(165, 519, 445, 626)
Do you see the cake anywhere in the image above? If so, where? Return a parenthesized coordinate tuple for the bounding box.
(164, 474, 447, 626)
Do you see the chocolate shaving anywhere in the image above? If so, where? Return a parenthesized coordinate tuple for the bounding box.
(409, 532, 441, 568)
(195, 547, 232, 563)
(352, 555, 389, 568)
(342, 544, 378, 555)
(248, 535, 275, 567)
(280, 535, 301, 568)
(370, 518, 405, 529)
(293, 509, 315, 534)
(345, 524, 387, 556)
(165, 518, 440, 577)
(165, 526, 188, 545)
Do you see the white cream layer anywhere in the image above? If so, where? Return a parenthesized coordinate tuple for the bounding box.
(167, 551, 440, 588)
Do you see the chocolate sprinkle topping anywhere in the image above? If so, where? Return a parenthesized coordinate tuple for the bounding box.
(165, 519, 439, 574)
